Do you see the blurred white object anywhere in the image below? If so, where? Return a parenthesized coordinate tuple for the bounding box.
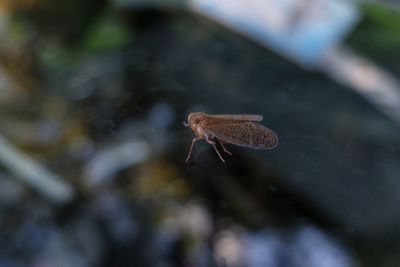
(0, 134, 74, 204)
(113, 0, 185, 8)
(214, 229, 244, 267)
(323, 46, 400, 124)
(244, 231, 283, 267)
(290, 225, 357, 267)
(85, 141, 150, 185)
(214, 225, 357, 267)
(189, 0, 359, 68)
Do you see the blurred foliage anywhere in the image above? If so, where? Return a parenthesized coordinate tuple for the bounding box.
(347, 4, 400, 69)
(82, 12, 131, 52)
(9, 0, 108, 44)
(39, 11, 132, 72)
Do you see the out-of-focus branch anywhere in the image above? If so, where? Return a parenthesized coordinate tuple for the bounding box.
(322, 46, 400, 124)
(0, 134, 74, 204)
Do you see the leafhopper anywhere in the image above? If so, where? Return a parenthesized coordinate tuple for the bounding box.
(184, 112, 278, 163)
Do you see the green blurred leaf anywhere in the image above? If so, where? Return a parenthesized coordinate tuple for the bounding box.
(82, 13, 131, 51)
(347, 4, 400, 58)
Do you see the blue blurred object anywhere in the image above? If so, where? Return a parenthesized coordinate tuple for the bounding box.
(189, 0, 359, 68)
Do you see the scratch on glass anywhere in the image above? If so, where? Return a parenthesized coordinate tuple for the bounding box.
(184, 112, 278, 163)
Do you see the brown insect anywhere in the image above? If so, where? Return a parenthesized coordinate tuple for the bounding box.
(184, 112, 278, 163)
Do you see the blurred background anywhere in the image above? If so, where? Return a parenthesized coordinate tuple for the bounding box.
(0, 0, 399, 266)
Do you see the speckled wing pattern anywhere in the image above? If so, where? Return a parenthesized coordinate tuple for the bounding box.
(204, 117, 278, 149)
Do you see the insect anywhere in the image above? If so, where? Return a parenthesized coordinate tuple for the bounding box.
(184, 112, 278, 163)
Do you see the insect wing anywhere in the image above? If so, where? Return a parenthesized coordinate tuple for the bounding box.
(208, 114, 263, 122)
(205, 121, 278, 149)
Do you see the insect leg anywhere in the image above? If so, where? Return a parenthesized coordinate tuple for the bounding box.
(212, 143, 226, 163)
(218, 140, 232, 155)
(205, 139, 225, 163)
(186, 137, 201, 163)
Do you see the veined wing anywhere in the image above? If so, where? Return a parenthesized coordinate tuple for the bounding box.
(206, 121, 278, 149)
(207, 114, 263, 122)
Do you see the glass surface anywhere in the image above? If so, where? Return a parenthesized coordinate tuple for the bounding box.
(0, 1, 399, 267)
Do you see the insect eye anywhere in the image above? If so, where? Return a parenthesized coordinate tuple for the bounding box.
(194, 118, 200, 124)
